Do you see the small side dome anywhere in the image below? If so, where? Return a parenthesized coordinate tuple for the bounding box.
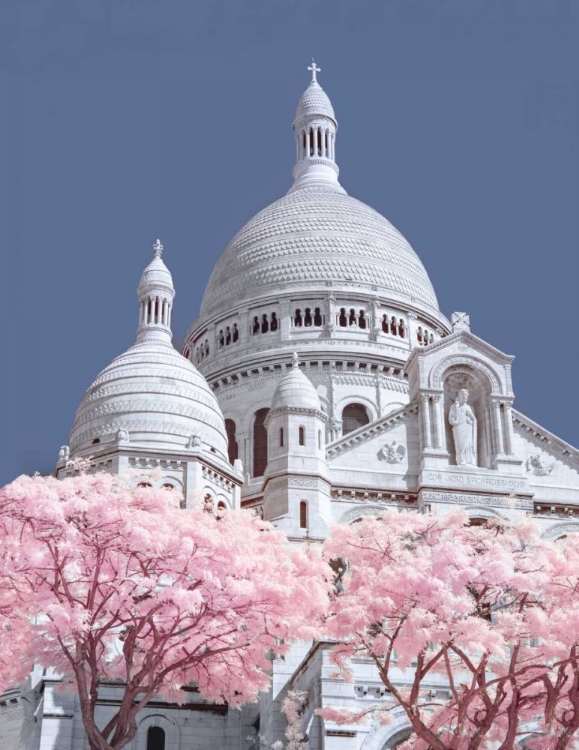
(271, 355, 321, 412)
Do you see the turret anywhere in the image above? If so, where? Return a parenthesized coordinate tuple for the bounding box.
(263, 354, 331, 539)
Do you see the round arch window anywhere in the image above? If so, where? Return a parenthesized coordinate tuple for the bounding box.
(342, 403, 370, 435)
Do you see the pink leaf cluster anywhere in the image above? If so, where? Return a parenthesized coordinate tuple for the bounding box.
(322, 509, 579, 749)
(0, 472, 332, 750)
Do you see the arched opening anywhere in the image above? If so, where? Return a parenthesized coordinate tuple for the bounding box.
(299, 501, 308, 529)
(252, 316, 260, 334)
(162, 483, 174, 491)
(304, 308, 312, 327)
(349, 308, 357, 326)
(232, 324, 239, 342)
(342, 403, 370, 435)
(253, 408, 270, 477)
(225, 327, 231, 345)
(218, 330, 224, 348)
(443, 367, 493, 469)
(359, 310, 367, 329)
(217, 501, 227, 512)
(279, 427, 284, 447)
(147, 726, 166, 750)
(270, 312, 278, 331)
(225, 419, 238, 465)
(339, 308, 347, 327)
(261, 314, 269, 333)
(299, 426, 305, 446)
(137, 482, 152, 488)
(314, 307, 322, 326)
(294, 309, 303, 327)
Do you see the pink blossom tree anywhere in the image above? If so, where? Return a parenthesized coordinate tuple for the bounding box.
(321, 509, 579, 750)
(0, 472, 332, 750)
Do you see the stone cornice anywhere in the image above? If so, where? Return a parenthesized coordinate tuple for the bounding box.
(406, 330, 514, 370)
(326, 401, 418, 459)
(264, 406, 329, 427)
(513, 408, 579, 466)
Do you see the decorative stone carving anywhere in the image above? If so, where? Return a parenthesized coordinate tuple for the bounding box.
(187, 434, 202, 449)
(58, 445, 70, 462)
(116, 428, 130, 445)
(449, 389, 477, 467)
(451, 312, 470, 332)
(380, 441, 406, 463)
(526, 454, 555, 476)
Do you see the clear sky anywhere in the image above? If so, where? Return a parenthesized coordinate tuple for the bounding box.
(2, 0, 578, 485)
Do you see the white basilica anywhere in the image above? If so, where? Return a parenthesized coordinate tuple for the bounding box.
(3, 63, 579, 750)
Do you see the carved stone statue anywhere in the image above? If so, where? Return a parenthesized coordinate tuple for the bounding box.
(448, 389, 477, 467)
(187, 434, 202, 449)
(380, 441, 406, 463)
(116, 428, 130, 445)
(58, 445, 70, 462)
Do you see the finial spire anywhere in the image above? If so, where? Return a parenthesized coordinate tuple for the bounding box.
(307, 59, 321, 83)
(153, 238, 163, 258)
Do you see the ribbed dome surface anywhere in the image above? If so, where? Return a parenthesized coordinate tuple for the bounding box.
(271, 367, 321, 411)
(200, 185, 439, 318)
(295, 81, 335, 123)
(70, 341, 228, 457)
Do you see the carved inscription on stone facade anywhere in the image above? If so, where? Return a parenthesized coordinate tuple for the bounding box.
(424, 472, 526, 490)
(421, 490, 533, 510)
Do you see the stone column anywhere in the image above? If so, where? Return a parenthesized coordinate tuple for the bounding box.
(492, 399, 505, 456)
(432, 394, 444, 450)
(420, 394, 432, 450)
(503, 402, 515, 456)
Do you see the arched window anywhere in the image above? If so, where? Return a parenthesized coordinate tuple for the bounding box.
(349, 308, 357, 326)
(217, 501, 227, 512)
(339, 308, 347, 327)
(359, 310, 367, 329)
(299, 501, 308, 529)
(253, 408, 270, 477)
(225, 419, 238, 465)
(270, 312, 278, 331)
(398, 319, 405, 337)
(382, 314, 389, 333)
(137, 482, 152, 488)
(225, 327, 231, 345)
(314, 307, 322, 326)
(218, 330, 224, 348)
(147, 726, 166, 750)
(232, 323, 239, 342)
(304, 308, 312, 327)
(294, 309, 303, 327)
(162, 483, 174, 490)
(252, 316, 260, 334)
(299, 426, 305, 446)
(279, 427, 284, 447)
(261, 314, 269, 333)
(342, 403, 370, 435)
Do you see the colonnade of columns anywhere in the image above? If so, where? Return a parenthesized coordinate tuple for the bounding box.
(139, 296, 172, 328)
(296, 125, 336, 161)
(420, 392, 516, 460)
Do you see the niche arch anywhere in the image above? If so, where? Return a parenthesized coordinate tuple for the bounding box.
(360, 709, 412, 750)
(430, 355, 502, 395)
(542, 522, 579, 541)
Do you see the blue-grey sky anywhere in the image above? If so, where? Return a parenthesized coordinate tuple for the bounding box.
(2, 0, 578, 485)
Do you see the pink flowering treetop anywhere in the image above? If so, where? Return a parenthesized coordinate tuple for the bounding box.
(0, 472, 332, 750)
(320, 509, 579, 750)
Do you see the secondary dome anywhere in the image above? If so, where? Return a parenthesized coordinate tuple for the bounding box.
(70, 241, 228, 459)
(200, 185, 439, 318)
(199, 65, 439, 321)
(271, 356, 321, 412)
(70, 341, 228, 457)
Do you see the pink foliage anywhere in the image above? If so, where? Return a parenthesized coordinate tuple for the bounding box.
(0, 472, 332, 750)
(322, 509, 579, 750)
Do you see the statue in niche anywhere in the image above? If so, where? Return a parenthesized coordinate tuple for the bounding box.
(116, 428, 130, 445)
(449, 389, 477, 467)
(58, 445, 70, 462)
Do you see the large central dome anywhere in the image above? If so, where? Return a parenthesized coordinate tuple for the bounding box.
(200, 182, 439, 318)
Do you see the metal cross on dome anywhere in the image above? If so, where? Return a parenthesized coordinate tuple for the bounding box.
(308, 60, 321, 83)
(153, 238, 163, 258)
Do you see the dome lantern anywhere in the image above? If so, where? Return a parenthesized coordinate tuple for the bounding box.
(291, 60, 344, 193)
(136, 239, 175, 344)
